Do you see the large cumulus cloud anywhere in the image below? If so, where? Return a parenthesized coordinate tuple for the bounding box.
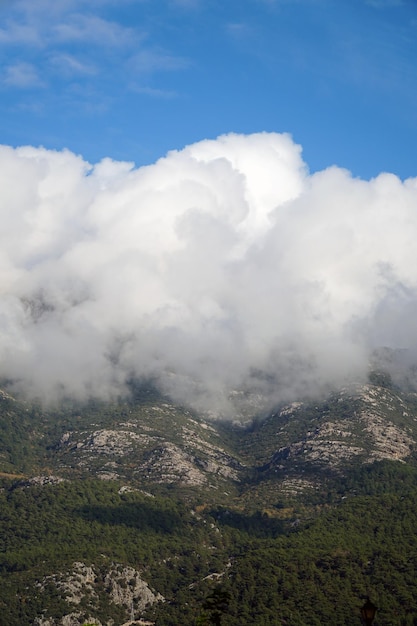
(1, 132, 417, 415)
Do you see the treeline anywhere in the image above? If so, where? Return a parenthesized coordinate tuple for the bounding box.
(151, 461, 417, 625)
(2, 461, 417, 624)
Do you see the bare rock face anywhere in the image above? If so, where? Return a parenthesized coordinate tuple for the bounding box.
(104, 564, 164, 611)
(56, 562, 97, 605)
(249, 381, 417, 501)
(26, 475, 67, 486)
(56, 407, 243, 487)
(270, 384, 414, 470)
(35, 561, 163, 626)
(358, 384, 414, 461)
(60, 428, 156, 457)
(138, 442, 208, 486)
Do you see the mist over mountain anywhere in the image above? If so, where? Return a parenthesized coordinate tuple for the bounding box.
(1, 132, 417, 415)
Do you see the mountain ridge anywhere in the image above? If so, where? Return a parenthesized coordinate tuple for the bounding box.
(2, 374, 417, 504)
(2, 373, 417, 624)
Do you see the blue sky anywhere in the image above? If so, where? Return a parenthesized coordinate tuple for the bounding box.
(2, 0, 417, 410)
(0, 0, 416, 179)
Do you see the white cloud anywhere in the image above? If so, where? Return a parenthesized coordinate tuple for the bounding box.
(366, 0, 404, 7)
(129, 49, 190, 75)
(0, 0, 189, 99)
(131, 85, 178, 98)
(52, 14, 138, 47)
(226, 22, 254, 39)
(169, 0, 201, 7)
(0, 19, 42, 45)
(0, 133, 416, 415)
(49, 53, 97, 77)
(0, 4, 139, 49)
(3, 61, 44, 87)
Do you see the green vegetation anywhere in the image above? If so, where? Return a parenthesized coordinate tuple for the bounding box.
(0, 462, 416, 623)
(2, 379, 417, 623)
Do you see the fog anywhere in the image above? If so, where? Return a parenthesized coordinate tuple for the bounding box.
(1, 132, 417, 416)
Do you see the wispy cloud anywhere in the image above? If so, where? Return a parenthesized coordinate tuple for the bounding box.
(226, 22, 254, 39)
(0, 4, 138, 49)
(3, 61, 45, 87)
(49, 53, 98, 77)
(130, 49, 190, 75)
(0, 0, 190, 107)
(169, 0, 201, 7)
(52, 14, 138, 47)
(131, 85, 178, 98)
(0, 20, 42, 45)
(366, 0, 404, 7)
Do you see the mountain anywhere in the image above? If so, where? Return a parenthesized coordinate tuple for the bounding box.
(2, 375, 417, 624)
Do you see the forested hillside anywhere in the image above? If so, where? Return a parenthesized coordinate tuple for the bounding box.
(1, 379, 417, 624)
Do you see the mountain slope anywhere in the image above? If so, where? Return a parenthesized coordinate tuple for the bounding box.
(2, 377, 417, 624)
(2, 379, 417, 501)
